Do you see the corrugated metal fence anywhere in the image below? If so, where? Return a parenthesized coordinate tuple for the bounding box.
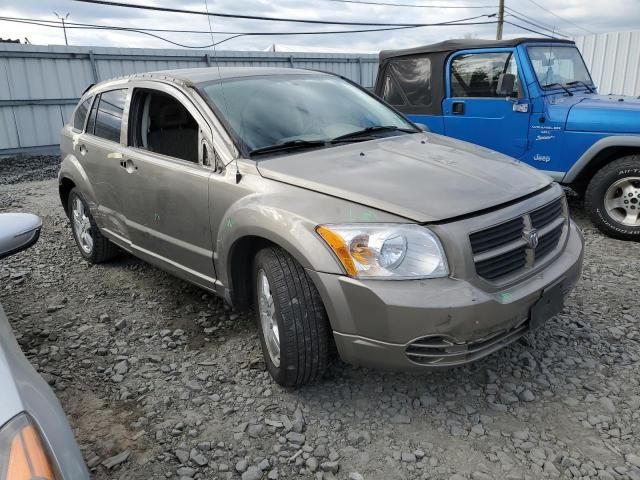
(0, 43, 378, 154)
(574, 31, 640, 97)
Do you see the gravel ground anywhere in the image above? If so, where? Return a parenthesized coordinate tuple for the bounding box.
(0, 155, 61, 185)
(1, 166, 639, 480)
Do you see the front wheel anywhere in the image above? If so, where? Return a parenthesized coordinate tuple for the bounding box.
(585, 156, 640, 240)
(253, 247, 329, 387)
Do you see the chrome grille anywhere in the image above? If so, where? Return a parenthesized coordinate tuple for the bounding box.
(470, 197, 567, 282)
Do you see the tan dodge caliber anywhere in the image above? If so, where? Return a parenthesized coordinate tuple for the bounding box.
(59, 67, 584, 386)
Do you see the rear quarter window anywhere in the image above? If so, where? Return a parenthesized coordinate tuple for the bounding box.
(388, 57, 432, 106)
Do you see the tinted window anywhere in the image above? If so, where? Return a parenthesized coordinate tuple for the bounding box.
(388, 57, 432, 106)
(94, 89, 127, 143)
(451, 52, 520, 98)
(73, 98, 92, 131)
(382, 75, 405, 106)
(130, 89, 199, 163)
(86, 96, 99, 135)
(202, 75, 415, 152)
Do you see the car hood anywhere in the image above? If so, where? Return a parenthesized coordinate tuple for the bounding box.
(566, 94, 640, 134)
(256, 133, 552, 222)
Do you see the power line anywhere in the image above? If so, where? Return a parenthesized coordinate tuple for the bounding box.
(503, 19, 558, 38)
(523, 0, 595, 34)
(505, 10, 569, 38)
(0, 15, 417, 36)
(0, 15, 498, 49)
(504, 6, 569, 37)
(324, 0, 495, 9)
(70, 0, 489, 27)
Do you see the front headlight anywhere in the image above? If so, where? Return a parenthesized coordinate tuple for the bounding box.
(316, 224, 448, 279)
(0, 414, 58, 480)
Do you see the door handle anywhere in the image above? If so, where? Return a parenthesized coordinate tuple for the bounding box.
(452, 102, 465, 115)
(78, 144, 88, 155)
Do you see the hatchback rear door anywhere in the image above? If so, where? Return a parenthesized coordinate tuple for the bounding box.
(73, 88, 129, 238)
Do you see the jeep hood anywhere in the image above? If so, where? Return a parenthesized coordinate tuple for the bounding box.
(566, 94, 640, 134)
(256, 133, 552, 222)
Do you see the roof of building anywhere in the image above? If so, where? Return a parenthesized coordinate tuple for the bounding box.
(379, 37, 575, 61)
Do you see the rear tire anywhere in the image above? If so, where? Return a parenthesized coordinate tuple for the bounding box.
(585, 156, 640, 240)
(253, 247, 329, 387)
(68, 188, 119, 263)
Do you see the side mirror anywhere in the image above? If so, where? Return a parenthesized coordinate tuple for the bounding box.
(0, 213, 42, 260)
(415, 123, 430, 132)
(496, 73, 516, 97)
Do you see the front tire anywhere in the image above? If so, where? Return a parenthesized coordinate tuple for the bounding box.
(253, 247, 329, 387)
(68, 188, 119, 263)
(585, 156, 640, 240)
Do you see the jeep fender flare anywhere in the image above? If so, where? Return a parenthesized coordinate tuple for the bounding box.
(563, 136, 640, 184)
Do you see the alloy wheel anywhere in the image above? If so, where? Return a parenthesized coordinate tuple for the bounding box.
(72, 196, 94, 254)
(257, 269, 280, 367)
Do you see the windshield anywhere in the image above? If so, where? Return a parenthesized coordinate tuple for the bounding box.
(200, 74, 416, 153)
(528, 46, 593, 89)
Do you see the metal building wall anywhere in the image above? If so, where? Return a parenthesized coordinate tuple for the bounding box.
(0, 43, 378, 154)
(574, 31, 640, 97)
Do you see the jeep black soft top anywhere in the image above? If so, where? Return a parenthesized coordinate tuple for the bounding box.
(376, 37, 575, 116)
(379, 37, 575, 62)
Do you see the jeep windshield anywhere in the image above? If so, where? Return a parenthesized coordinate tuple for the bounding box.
(528, 46, 594, 91)
(200, 74, 418, 156)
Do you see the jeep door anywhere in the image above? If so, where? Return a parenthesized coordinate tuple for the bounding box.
(72, 88, 129, 237)
(442, 50, 531, 159)
(119, 82, 217, 289)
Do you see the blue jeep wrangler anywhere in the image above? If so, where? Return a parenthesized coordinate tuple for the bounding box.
(375, 38, 640, 240)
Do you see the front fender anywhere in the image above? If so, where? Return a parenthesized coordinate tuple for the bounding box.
(215, 199, 345, 289)
(563, 135, 640, 183)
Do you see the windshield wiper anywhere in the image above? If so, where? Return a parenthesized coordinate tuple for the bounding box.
(565, 80, 595, 93)
(330, 125, 416, 143)
(249, 139, 327, 157)
(542, 82, 573, 96)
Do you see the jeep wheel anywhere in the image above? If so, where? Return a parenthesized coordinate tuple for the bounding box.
(68, 188, 119, 263)
(253, 247, 329, 387)
(585, 156, 640, 240)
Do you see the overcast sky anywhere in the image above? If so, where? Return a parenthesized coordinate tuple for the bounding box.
(1, 0, 639, 53)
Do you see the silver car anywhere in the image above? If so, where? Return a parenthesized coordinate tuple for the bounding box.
(0, 213, 89, 479)
(59, 68, 584, 387)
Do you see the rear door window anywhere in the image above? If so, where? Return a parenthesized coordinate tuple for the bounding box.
(93, 89, 127, 143)
(450, 52, 520, 98)
(73, 97, 92, 131)
(86, 96, 99, 135)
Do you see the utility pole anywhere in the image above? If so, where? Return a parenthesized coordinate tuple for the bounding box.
(496, 0, 504, 40)
(54, 12, 70, 45)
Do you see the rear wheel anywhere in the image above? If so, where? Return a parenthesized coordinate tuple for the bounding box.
(585, 156, 640, 240)
(68, 188, 119, 263)
(253, 247, 329, 387)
